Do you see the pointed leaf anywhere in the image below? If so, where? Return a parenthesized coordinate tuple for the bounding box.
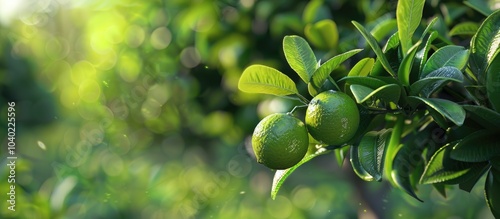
(350, 84, 401, 104)
(283, 35, 317, 83)
(408, 97, 465, 126)
(271, 147, 331, 199)
(398, 42, 420, 86)
(352, 21, 397, 77)
(486, 52, 500, 111)
(239, 65, 299, 96)
(304, 19, 339, 50)
(348, 58, 375, 77)
(334, 146, 349, 167)
(339, 76, 387, 90)
(420, 143, 486, 184)
(410, 66, 464, 97)
(469, 10, 500, 83)
(357, 129, 392, 181)
(413, 31, 439, 81)
(350, 144, 375, 181)
(391, 143, 423, 202)
(450, 22, 480, 36)
(310, 49, 362, 89)
(458, 163, 490, 192)
(485, 168, 500, 218)
(451, 130, 500, 162)
(422, 45, 469, 78)
(371, 19, 398, 41)
(463, 105, 500, 129)
(396, 0, 425, 54)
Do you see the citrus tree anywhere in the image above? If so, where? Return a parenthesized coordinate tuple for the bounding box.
(239, 1, 500, 217)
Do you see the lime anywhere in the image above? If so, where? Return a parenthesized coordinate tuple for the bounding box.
(305, 90, 360, 145)
(252, 113, 309, 169)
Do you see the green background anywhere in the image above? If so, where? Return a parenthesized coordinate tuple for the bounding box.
(0, 0, 497, 218)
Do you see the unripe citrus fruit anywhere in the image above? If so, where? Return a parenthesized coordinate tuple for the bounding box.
(252, 113, 309, 169)
(305, 90, 359, 145)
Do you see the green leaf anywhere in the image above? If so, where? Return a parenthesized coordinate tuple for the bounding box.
(486, 52, 500, 111)
(339, 76, 387, 90)
(398, 42, 420, 86)
(413, 31, 439, 81)
(357, 129, 392, 181)
(410, 66, 464, 97)
(464, 0, 496, 17)
(350, 84, 401, 104)
(396, 0, 425, 54)
(469, 10, 500, 83)
(419, 17, 438, 41)
(383, 32, 400, 52)
(334, 146, 350, 167)
(421, 45, 469, 78)
(371, 19, 398, 41)
(238, 65, 299, 96)
(408, 97, 465, 126)
(449, 22, 480, 36)
(352, 21, 397, 77)
(420, 143, 485, 184)
(271, 146, 331, 199)
(485, 168, 500, 218)
(463, 105, 500, 129)
(391, 143, 423, 202)
(283, 35, 318, 83)
(451, 130, 500, 162)
(304, 19, 339, 50)
(310, 49, 362, 90)
(350, 144, 375, 181)
(458, 163, 490, 192)
(348, 58, 375, 77)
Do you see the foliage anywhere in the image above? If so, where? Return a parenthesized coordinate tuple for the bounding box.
(239, 1, 500, 218)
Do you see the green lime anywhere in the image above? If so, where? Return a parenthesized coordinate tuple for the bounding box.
(305, 90, 360, 145)
(252, 113, 309, 169)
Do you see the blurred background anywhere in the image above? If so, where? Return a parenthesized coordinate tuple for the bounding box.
(0, 0, 496, 218)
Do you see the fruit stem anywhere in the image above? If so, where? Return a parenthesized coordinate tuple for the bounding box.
(289, 105, 308, 114)
(295, 93, 310, 104)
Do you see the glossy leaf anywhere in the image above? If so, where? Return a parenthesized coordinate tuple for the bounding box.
(485, 168, 500, 218)
(352, 21, 397, 77)
(304, 19, 339, 50)
(486, 52, 500, 111)
(408, 97, 466, 126)
(339, 76, 387, 90)
(469, 10, 500, 82)
(310, 49, 362, 90)
(350, 84, 401, 104)
(239, 65, 299, 96)
(271, 146, 331, 199)
(357, 129, 392, 181)
(371, 19, 398, 41)
(410, 66, 464, 97)
(348, 58, 375, 77)
(396, 0, 425, 54)
(398, 42, 420, 86)
(421, 45, 469, 78)
(350, 144, 375, 181)
(413, 31, 438, 81)
(458, 163, 490, 192)
(420, 143, 484, 184)
(391, 143, 423, 202)
(463, 105, 500, 129)
(451, 130, 500, 162)
(449, 22, 480, 36)
(283, 35, 317, 83)
(334, 146, 350, 167)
